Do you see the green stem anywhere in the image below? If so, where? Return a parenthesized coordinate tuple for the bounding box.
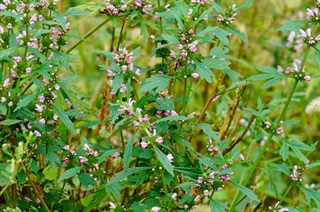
(153, 145, 169, 196)
(66, 17, 111, 54)
(157, 0, 163, 34)
(229, 45, 311, 211)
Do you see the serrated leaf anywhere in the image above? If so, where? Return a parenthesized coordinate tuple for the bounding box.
(0, 48, 16, 60)
(53, 10, 66, 30)
(230, 180, 260, 202)
(14, 92, 39, 112)
(0, 119, 22, 126)
(54, 107, 77, 134)
(105, 183, 123, 199)
(280, 142, 289, 161)
(262, 169, 279, 198)
(64, 7, 90, 16)
(285, 140, 314, 151)
(153, 116, 190, 124)
(278, 20, 309, 33)
(154, 146, 174, 176)
(44, 151, 61, 168)
(299, 186, 320, 208)
(161, 34, 180, 44)
(78, 173, 97, 188)
(226, 27, 248, 43)
(111, 74, 123, 94)
(140, 75, 174, 93)
(58, 166, 84, 182)
(290, 146, 308, 163)
(210, 199, 229, 211)
(270, 163, 290, 176)
(156, 98, 174, 110)
(198, 157, 218, 170)
(261, 76, 281, 89)
(123, 136, 135, 172)
(198, 123, 221, 141)
(212, 27, 230, 46)
(195, 60, 214, 83)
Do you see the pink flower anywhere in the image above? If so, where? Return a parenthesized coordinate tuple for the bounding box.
(167, 153, 174, 163)
(192, 73, 199, 81)
(151, 206, 161, 212)
(109, 202, 116, 209)
(177, 44, 183, 49)
(181, 50, 188, 58)
(304, 75, 311, 82)
(171, 193, 177, 200)
(39, 118, 46, 125)
(140, 140, 148, 150)
(194, 195, 201, 201)
(170, 50, 176, 59)
(203, 189, 209, 196)
(155, 137, 163, 144)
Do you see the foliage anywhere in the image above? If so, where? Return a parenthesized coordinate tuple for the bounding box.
(0, 0, 319, 211)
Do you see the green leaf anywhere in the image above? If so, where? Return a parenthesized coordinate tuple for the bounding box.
(270, 163, 290, 176)
(212, 27, 230, 46)
(198, 157, 218, 170)
(154, 146, 174, 176)
(9, 30, 18, 48)
(64, 7, 90, 16)
(140, 75, 174, 93)
(226, 27, 248, 43)
(210, 199, 229, 212)
(290, 146, 308, 163)
(170, 10, 184, 30)
(78, 173, 97, 188)
(0, 119, 22, 126)
(112, 74, 123, 94)
(195, 60, 214, 83)
(278, 20, 309, 33)
(280, 142, 289, 161)
(246, 74, 274, 81)
(54, 107, 77, 134)
(299, 186, 320, 208)
(261, 169, 279, 198)
(0, 48, 16, 60)
(237, 0, 253, 10)
(53, 10, 66, 30)
(123, 136, 135, 172)
(0, 104, 7, 115)
(58, 166, 84, 182)
(43, 165, 58, 180)
(161, 34, 180, 44)
(285, 140, 314, 151)
(44, 151, 61, 168)
(261, 76, 281, 89)
(97, 149, 118, 165)
(156, 98, 174, 110)
(108, 167, 151, 184)
(14, 92, 39, 112)
(198, 123, 221, 141)
(230, 180, 260, 202)
(152, 116, 190, 124)
(194, 5, 214, 25)
(105, 183, 123, 199)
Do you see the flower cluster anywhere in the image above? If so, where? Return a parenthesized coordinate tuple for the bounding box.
(306, 7, 320, 22)
(285, 31, 304, 52)
(217, 4, 237, 26)
(268, 201, 289, 212)
(290, 163, 309, 183)
(104, 0, 127, 16)
(299, 28, 320, 46)
(285, 62, 311, 83)
(108, 47, 141, 94)
(104, 0, 152, 16)
(193, 163, 233, 203)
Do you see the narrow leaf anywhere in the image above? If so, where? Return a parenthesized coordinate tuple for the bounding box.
(299, 186, 320, 208)
(0, 119, 22, 126)
(54, 107, 77, 134)
(153, 116, 190, 124)
(58, 166, 84, 182)
(154, 146, 174, 176)
(14, 92, 39, 112)
(123, 136, 135, 172)
(230, 180, 260, 202)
